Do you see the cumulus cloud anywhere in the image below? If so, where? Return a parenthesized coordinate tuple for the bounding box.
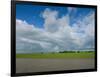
(67, 7, 77, 14)
(16, 8, 95, 53)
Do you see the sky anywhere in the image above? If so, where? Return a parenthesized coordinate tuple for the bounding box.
(16, 4, 95, 53)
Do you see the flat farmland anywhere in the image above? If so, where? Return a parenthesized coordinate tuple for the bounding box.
(16, 52, 95, 73)
(16, 52, 94, 59)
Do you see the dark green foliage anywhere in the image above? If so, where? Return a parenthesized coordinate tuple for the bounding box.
(59, 51, 94, 53)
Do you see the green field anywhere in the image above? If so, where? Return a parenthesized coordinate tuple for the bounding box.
(16, 52, 95, 59)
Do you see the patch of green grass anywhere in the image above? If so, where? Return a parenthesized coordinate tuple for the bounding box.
(16, 52, 95, 59)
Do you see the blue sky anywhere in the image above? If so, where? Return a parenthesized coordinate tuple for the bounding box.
(16, 4, 95, 53)
(16, 4, 68, 28)
(16, 4, 95, 28)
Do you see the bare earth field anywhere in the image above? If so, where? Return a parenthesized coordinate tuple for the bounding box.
(16, 58, 94, 73)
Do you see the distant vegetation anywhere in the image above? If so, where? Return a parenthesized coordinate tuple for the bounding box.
(59, 51, 94, 53)
(16, 51, 95, 59)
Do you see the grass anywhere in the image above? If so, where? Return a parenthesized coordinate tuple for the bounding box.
(16, 52, 95, 59)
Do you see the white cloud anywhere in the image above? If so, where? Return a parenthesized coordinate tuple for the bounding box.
(67, 7, 77, 14)
(16, 8, 95, 53)
(72, 12, 95, 48)
(42, 8, 59, 33)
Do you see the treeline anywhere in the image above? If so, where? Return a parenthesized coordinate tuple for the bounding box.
(39, 51, 94, 54)
(59, 51, 94, 53)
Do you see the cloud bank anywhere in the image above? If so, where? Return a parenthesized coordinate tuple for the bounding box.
(16, 8, 95, 53)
